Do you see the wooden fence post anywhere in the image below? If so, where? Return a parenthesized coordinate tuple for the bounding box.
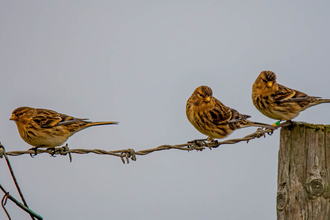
(277, 122, 330, 219)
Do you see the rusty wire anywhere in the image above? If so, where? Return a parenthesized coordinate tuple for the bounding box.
(0, 143, 44, 220)
(2, 122, 291, 164)
(0, 144, 36, 220)
(1, 192, 10, 220)
(0, 183, 43, 220)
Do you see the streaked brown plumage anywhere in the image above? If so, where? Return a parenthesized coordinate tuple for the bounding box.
(10, 107, 118, 150)
(252, 70, 330, 121)
(186, 85, 273, 141)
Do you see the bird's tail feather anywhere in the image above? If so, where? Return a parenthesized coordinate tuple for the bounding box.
(243, 120, 274, 129)
(87, 121, 119, 127)
(315, 98, 330, 104)
(307, 98, 330, 108)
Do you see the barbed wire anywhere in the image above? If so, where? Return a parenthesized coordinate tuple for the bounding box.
(1, 122, 291, 164)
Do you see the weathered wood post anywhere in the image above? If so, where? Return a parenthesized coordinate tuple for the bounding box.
(277, 122, 330, 219)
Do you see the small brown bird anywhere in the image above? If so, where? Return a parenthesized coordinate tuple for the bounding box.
(252, 70, 330, 122)
(186, 85, 273, 141)
(10, 107, 118, 151)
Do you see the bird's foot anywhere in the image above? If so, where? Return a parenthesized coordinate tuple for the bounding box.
(46, 147, 57, 157)
(288, 120, 294, 126)
(188, 138, 208, 149)
(28, 147, 38, 158)
(209, 139, 219, 148)
(265, 126, 275, 135)
(205, 137, 217, 149)
(188, 138, 207, 145)
(287, 120, 295, 130)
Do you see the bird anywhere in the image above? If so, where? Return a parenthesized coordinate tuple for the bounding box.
(10, 107, 118, 152)
(252, 70, 330, 123)
(186, 85, 274, 141)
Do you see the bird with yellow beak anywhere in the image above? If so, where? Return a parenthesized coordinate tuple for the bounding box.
(186, 85, 274, 141)
(252, 70, 330, 122)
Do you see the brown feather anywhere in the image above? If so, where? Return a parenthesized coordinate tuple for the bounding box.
(10, 106, 118, 149)
(252, 70, 330, 120)
(187, 86, 273, 140)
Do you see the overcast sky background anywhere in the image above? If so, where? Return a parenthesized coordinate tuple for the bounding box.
(1, 1, 330, 219)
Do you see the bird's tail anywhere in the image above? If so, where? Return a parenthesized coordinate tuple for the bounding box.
(315, 98, 330, 104)
(305, 98, 330, 109)
(86, 121, 119, 127)
(241, 120, 275, 129)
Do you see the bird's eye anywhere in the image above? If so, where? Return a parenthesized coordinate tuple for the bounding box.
(197, 93, 204, 98)
(262, 79, 268, 83)
(17, 112, 24, 116)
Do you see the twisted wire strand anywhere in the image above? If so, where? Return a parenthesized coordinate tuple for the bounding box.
(0, 144, 44, 220)
(1, 122, 291, 164)
(0, 144, 36, 220)
(1, 192, 10, 220)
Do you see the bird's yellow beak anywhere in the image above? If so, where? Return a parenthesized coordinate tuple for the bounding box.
(10, 115, 17, 121)
(267, 82, 273, 88)
(205, 97, 211, 102)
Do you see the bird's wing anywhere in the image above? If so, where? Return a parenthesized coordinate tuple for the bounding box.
(57, 119, 87, 126)
(33, 109, 87, 128)
(58, 113, 88, 122)
(206, 99, 232, 125)
(272, 84, 300, 102)
(292, 89, 309, 98)
(208, 99, 249, 125)
(227, 108, 251, 124)
(274, 84, 316, 103)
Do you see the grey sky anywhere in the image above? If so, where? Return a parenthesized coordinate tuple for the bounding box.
(1, 1, 330, 219)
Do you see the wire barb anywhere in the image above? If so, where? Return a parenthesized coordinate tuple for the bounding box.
(0, 147, 4, 159)
(58, 144, 72, 162)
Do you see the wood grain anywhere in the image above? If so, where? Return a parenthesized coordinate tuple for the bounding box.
(277, 123, 330, 220)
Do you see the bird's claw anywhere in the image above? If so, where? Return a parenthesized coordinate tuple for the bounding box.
(267, 129, 274, 135)
(188, 139, 206, 145)
(46, 147, 57, 157)
(187, 138, 217, 150)
(208, 139, 218, 148)
(265, 126, 275, 135)
(287, 120, 295, 130)
(28, 147, 38, 158)
(188, 139, 208, 150)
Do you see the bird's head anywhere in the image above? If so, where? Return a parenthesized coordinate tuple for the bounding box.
(10, 107, 35, 122)
(253, 70, 278, 94)
(189, 85, 214, 107)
